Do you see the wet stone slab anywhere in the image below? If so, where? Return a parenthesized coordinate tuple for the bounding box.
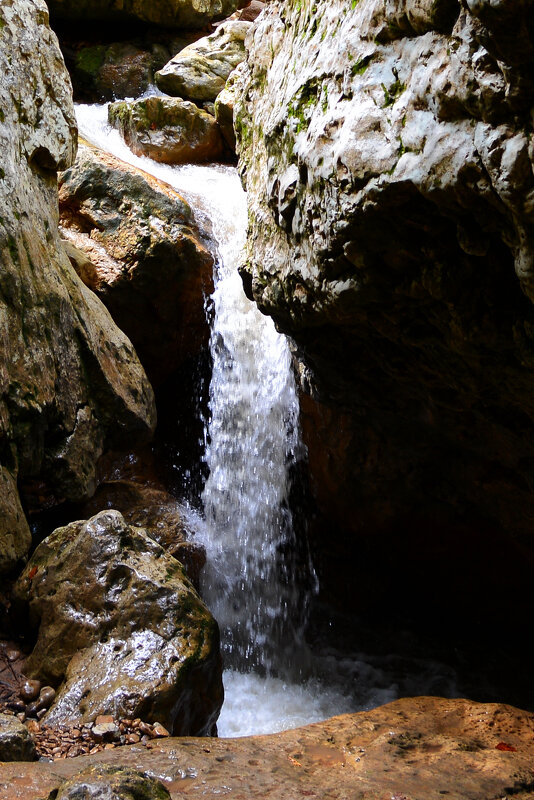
(1, 698, 534, 799)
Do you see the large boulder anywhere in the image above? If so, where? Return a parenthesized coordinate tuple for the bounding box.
(108, 96, 226, 165)
(0, 0, 156, 573)
(155, 21, 251, 102)
(59, 143, 214, 385)
(236, 0, 534, 634)
(46, 0, 240, 30)
(49, 766, 171, 800)
(13, 510, 222, 736)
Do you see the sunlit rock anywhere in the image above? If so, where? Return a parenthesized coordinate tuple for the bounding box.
(13, 510, 222, 736)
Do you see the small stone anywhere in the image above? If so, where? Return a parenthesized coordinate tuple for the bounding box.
(26, 720, 40, 734)
(95, 714, 114, 725)
(38, 686, 56, 709)
(6, 648, 21, 662)
(91, 722, 120, 741)
(16, 713, 25, 722)
(20, 679, 42, 702)
(138, 721, 153, 736)
(37, 708, 47, 720)
(25, 701, 39, 718)
(126, 733, 140, 744)
(152, 722, 170, 738)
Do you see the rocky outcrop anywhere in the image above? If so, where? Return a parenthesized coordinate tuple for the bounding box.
(3, 698, 534, 799)
(72, 42, 167, 102)
(46, 0, 240, 30)
(59, 143, 213, 385)
(237, 0, 534, 633)
(155, 21, 251, 102)
(13, 511, 222, 736)
(0, 0, 156, 574)
(108, 97, 226, 165)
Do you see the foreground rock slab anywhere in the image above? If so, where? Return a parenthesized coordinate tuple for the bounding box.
(1, 698, 534, 798)
(0, 714, 36, 762)
(13, 511, 222, 736)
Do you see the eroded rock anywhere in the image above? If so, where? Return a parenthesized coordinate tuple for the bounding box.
(108, 96, 226, 165)
(155, 21, 251, 102)
(59, 143, 214, 385)
(13, 511, 222, 736)
(0, 0, 156, 572)
(236, 0, 534, 632)
(49, 765, 171, 800)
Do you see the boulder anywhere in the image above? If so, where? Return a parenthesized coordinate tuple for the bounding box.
(108, 96, 226, 165)
(46, 0, 240, 30)
(59, 143, 214, 385)
(0, 714, 37, 762)
(73, 42, 161, 101)
(49, 766, 170, 800)
(78, 480, 206, 588)
(235, 0, 534, 635)
(0, 0, 156, 573)
(13, 510, 222, 736)
(155, 21, 251, 102)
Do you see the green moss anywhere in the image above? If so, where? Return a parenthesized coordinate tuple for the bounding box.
(75, 45, 106, 78)
(351, 54, 372, 76)
(0, 168, 4, 179)
(382, 68, 405, 107)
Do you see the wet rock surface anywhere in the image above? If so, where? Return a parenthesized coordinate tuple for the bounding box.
(108, 96, 226, 165)
(0, 0, 156, 555)
(236, 0, 534, 635)
(59, 143, 213, 386)
(1, 698, 534, 799)
(46, 0, 240, 30)
(12, 510, 222, 736)
(0, 714, 37, 762)
(155, 21, 250, 102)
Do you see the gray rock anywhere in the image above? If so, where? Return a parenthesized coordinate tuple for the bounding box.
(0, 714, 37, 762)
(155, 21, 251, 102)
(13, 510, 222, 736)
(215, 64, 247, 152)
(0, 0, 156, 573)
(49, 765, 170, 800)
(235, 0, 534, 628)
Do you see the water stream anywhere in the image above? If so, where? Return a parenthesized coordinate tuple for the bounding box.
(75, 103, 460, 737)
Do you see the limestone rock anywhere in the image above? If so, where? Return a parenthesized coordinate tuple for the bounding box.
(46, 0, 240, 30)
(78, 479, 206, 588)
(236, 0, 534, 632)
(0, 0, 156, 573)
(155, 21, 251, 102)
(215, 64, 246, 152)
(59, 143, 214, 385)
(13, 510, 222, 736)
(0, 713, 37, 762)
(50, 765, 170, 800)
(73, 42, 160, 102)
(108, 96, 226, 165)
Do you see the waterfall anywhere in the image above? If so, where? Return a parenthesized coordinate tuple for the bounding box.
(75, 103, 459, 737)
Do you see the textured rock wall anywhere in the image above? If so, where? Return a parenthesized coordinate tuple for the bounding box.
(47, 0, 240, 30)
(237, 0, 534, 632)
(0, 0, 156, 573)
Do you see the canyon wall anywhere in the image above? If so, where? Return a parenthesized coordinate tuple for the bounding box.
(237, 0, 534, 635)
(0, 0, 156, 573)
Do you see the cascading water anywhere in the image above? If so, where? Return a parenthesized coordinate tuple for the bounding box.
(76, 101, 461, 737)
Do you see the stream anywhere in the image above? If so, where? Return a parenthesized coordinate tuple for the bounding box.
(75, 102, 460, 737)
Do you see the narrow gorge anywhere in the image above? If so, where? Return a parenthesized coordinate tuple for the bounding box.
(1, 0, 534, 798)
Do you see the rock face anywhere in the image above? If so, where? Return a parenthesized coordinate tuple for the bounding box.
(155, 21, 251, 102)
(0, 0, 156, 574)
(13, 511, 222, 736)
(59, 143, 214, 385)
(0, 714, 37, 762)
(46, 0, 240, 30)
(237, 0, 534, 633)
(108, 97, 226, 165)
(2, 698, 534, 800)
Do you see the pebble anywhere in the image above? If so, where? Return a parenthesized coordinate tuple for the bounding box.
(19, 679, 41, 702)
(38, 686, 56, 709)
(6, 648, 21, 662)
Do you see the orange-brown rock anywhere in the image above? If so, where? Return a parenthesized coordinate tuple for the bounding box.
(1, 698, 534, 798)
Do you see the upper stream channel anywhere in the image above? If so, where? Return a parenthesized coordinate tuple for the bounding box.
(76, 101, 460, 737)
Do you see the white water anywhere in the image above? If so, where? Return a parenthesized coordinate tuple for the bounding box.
(75, 103, 460, 737)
